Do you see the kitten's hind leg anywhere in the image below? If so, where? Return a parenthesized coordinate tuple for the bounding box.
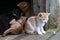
(2, 28, 12, 37)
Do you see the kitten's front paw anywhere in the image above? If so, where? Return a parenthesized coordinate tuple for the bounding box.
(38, 32, 43, 35)
(36, 27, 43, 35)
(42, 31, 46, 34)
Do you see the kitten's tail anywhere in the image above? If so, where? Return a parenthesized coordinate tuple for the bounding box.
(2, 28, 14, 37)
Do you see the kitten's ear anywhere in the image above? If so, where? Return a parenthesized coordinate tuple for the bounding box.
(48, 13, 51, 16)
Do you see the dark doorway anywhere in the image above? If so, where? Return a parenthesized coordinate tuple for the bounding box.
(0, 0, 32, 15)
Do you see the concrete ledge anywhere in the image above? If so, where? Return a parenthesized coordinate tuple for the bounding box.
(13, 29, 60, 40)
(0, 25, 60, 40)
(0, 33, 25, 40)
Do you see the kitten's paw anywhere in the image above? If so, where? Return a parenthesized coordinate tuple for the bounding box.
(36, 30, 43, 35)
(38, 32, 43, 35)
(36, 27, 43, 35)
(42, 31, 46, 34)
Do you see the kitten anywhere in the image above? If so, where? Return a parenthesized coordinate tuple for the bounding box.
(0, 7, 22, 35)
(2, 16, 26, 36)
(17, 1, 32, 17)
(25, 13, 50, 35)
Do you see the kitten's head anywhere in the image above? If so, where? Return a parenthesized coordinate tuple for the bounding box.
(18, 16, 27, 25)
(37, 13, 50, 23)
(17, 1, 29, 11)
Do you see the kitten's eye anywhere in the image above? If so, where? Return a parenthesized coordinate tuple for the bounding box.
(39, 14, 42, 17)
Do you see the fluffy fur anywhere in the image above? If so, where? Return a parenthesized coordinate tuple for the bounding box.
(0, 1, 32, 35)
(25, 13, 50, 35)
(2, 16, 26, 36)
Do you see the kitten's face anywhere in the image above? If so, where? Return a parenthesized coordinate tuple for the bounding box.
(37, 13, 50, 23)
(18, 16, 27, 24)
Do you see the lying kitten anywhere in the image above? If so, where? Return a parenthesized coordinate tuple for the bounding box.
(2, 16, 26, 36)
(0, 7, 22, 35)
(25, 13, 50, 35)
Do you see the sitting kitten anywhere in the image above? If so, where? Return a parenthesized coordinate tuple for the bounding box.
(2, 16, 26, 36)
(25, 13, 50, 35)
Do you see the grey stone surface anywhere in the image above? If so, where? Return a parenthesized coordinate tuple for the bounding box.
(0, 29, 59, 40)
(13, 31, 54, 40)
(0, 33, 25, 40)
(48, 30, 60, 40)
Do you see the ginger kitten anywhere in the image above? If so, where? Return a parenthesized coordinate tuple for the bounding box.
(25, 13, 50, 35)
(2, 16, 26, 36)
(17, 1, 32, 17)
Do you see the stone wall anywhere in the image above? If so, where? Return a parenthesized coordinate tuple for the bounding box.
(46, 0, 60, 28)
(32, 0, 60, 29)
(33, 0, 39, 15)
(33, 0, 46, 15)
